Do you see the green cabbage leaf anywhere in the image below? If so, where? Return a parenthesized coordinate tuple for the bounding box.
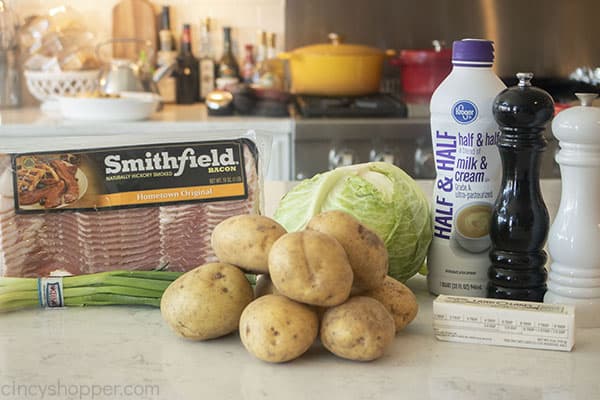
(273, 162, 433, 282)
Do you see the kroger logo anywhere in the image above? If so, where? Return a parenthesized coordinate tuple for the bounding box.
(452, 101, 478, 124)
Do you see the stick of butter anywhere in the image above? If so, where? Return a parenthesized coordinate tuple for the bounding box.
(433, 295, 575, 352)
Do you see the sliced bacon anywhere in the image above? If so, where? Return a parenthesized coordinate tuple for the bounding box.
(0, 143, 260, 277)
(50, 160, 79, 203)
(42, 180, 66, 209)
(18, 180, 65, 207)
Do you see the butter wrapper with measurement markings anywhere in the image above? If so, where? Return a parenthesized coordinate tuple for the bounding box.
(433, 295, 575, 352)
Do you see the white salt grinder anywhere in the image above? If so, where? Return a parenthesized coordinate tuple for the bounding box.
(544, 93, 600, 327)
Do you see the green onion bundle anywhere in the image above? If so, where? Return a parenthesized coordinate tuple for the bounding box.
(0, 270, 182, 313)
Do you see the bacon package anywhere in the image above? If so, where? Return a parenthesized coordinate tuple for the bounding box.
(0, 131, 266, 277)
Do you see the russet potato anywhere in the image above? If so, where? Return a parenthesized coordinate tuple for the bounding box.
(239, 294, 319, 363)
(211, 215, 286, 274)
(362, 276, 418, 333)
(160, 262, 254, 341)
(320, 296, 395, 361)
(268, 230, 353, 307)
(307, 210, 388, 293)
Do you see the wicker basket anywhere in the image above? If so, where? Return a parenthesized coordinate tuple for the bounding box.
(24, 70, 100, 109)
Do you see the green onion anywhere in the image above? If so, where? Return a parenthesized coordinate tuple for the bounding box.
(0, 270, 182, 313)
(245, 274, 256, 286)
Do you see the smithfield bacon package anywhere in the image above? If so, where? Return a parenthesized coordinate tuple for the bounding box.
(0, 130, 269, 277)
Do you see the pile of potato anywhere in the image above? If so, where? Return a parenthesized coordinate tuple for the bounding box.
(160, 211, 418, 363)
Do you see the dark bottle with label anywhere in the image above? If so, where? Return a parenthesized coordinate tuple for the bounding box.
(488, 72, 554, 301)
(217, 27, 240, 82)
(175, 24, 199, 104)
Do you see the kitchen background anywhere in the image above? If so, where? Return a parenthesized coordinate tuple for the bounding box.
(15, 0, 600, 77)
(8, 0, 600, 180)
(14, 0, 286, 57)
(285, 0, 600, 179)
(286, 0, 600, 78)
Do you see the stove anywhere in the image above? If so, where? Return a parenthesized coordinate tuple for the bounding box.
(295, 94, 407, 118)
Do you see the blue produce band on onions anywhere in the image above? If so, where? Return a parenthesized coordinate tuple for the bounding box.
(38, 277, 65, 308)
(1, 269, 181, 313)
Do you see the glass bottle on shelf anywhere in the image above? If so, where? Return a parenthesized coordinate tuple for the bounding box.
(253, 30, 267, 84)
(267, 32, 277, 60)
(175, 24, 199, 104)
(272, 33, 286, 89)
(158, 6, 174, 51)
(198, 17, 215, 101)
(241, 44, 256, 84)
(216, 26, 240, 89)
(256, 32, 283, 90)
(156, 5, 177, 103)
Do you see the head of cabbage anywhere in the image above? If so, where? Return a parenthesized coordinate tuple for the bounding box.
(273, 162, 433, 282)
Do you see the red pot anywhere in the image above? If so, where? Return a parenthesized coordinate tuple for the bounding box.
(391, 48, 452, 96)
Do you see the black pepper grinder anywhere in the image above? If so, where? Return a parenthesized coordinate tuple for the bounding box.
(487, 72, 554, 301)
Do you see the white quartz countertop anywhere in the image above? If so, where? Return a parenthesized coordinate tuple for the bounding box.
(2, 180, 599, 400)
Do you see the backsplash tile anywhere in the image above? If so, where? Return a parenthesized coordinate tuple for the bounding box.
(14, 0, 285, 59)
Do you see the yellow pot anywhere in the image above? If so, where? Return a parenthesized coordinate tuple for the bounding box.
(279, 34, 395, 97)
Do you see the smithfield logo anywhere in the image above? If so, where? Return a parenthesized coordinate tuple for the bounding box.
(104, 147, 239, 177)
(452, 100, 478, 124)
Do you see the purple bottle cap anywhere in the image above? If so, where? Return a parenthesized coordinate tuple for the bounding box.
(452, 39, 495, 66)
